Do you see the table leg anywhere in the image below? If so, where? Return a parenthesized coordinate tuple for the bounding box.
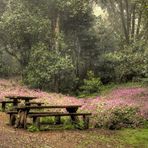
(2, 102, 6, 112)
(25, 99, 29, 103)
(83, 115, 89, 129)
(15, 110, 21, 128)
(10, 114, 16, 126)
(13, 101, 18, 107)
(55, 116, 61, 124)
(70, 115, 79, 124)
(38, 103, 42, 107)
(23, 111, 28, 129)
(15, 110, 28, 128)
(66, 107, 79, 123)
(33, 117, 40, 129)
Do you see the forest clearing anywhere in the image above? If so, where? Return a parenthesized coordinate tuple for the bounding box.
(0, 0, 148, 148)
(0, 79, 148, 148)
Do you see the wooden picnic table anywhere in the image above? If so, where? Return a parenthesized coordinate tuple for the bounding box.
(0, 96, 37, 112)
(13, 105, 82, 128)
(15, 105, 82, 113)
(5, 96, 37, 104)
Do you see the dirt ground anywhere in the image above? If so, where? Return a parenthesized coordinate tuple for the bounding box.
(0, 112, 115, 148)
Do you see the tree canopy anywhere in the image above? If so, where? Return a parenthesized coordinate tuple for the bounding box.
(0, 0, 147, 93)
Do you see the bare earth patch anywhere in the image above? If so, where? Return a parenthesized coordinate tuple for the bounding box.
(0, 112, 119, 148)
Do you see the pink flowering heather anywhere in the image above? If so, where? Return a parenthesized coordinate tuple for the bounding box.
(0, 79, 148, 118)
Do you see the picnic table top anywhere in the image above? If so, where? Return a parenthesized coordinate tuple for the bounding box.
(14, 105, 82, 110)
(5, 96, 37, 100)
(0, 100, 21, 103)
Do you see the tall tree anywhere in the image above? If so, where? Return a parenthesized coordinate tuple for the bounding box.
(0, 0, 51, 68)
(96, 0, 148, 45)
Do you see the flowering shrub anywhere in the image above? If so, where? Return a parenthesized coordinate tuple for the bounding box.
(94, 106, 145, 130)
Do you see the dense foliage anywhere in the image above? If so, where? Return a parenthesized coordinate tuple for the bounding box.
(0, 0, 147, 94)
(24, 43, 75, 92)
(94, 106, 146, 130)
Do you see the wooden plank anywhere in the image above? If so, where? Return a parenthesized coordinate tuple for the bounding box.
(0, 100, 20, 103)
(6, 111, 63, 114)
(29, 113, 92, 130)
(26, 102, 44, 105)
(14, 105, 82, 110)
(26, 102, 44, 107)
(29, 113, 92, 117)
(5, 96, 37, 100)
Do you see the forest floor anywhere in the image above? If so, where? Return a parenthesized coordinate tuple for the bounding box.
(0, 79, 148, 148)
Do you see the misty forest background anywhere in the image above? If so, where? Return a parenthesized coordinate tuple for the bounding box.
(0, 0, 148, 96)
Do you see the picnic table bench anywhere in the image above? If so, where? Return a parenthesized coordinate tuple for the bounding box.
(25, 102, 44, 106)
(29, 112, 91, 129)
(8, 105, 91, 129)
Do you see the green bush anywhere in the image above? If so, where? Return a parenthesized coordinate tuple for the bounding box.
(0, 50, 19, 77)
(95, 106, 145, 130)
(79, 71, 102, 97)
(23, 43, 76, 93)
(104, 42, 148, 83)
(27, 124, 40, 132)
(40, 117, 55, 124)
(63, 119, 85, 130)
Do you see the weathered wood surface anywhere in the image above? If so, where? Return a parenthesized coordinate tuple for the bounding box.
(5, 96, 37, 103)
(14, 105, 82, 111)
(25, 102, 44, 106)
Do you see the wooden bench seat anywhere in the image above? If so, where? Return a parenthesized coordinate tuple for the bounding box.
(25, 102, 44, 106)
(6, 111, 60, 115)
(29, 112, 92, 129)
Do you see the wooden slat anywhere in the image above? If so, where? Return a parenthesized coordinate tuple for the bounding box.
(0, 101, 20, 103)
(6, 111, 62, 114)
(14, 105, 82, 110)
(29, 113, 92, 117)
(26, 102, 44, 105)
(5, 96, 37, 100)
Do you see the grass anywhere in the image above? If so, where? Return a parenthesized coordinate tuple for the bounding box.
(119, 128, 148, 147)
(78, 128, 148, 148)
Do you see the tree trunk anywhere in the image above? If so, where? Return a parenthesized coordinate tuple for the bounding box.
(131, 3, 136, 42)
(51, 13, 60, 50)
(119, 0, 129, 44)
(136, 10, 143, 39)
(125, 0, 131, 41)
(73, 33, 81, 77)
